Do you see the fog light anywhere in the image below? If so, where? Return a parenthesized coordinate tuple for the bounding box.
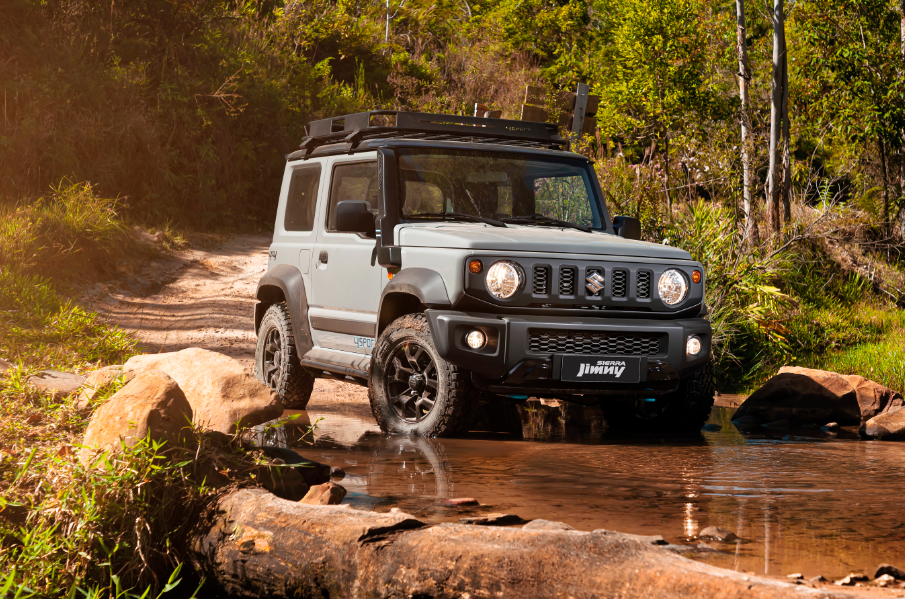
(686, 336, 702, 356)
(466, 330, 486, 349)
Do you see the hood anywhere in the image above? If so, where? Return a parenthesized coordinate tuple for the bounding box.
(397, 223, 693, 261)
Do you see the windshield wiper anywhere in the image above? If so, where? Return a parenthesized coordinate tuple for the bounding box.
(501, 214, 592, 233)
(406, 212, 508, 228)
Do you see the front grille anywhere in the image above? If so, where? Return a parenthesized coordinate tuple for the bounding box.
(612, 269, 628, 298)
(638, 271, 651, 299)
(528, 331, 662, 355)
(559, 266, 576, 296)
(533, 265, 549, 295)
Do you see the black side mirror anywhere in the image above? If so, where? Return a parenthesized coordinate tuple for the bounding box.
(335, 200, 376, 236)
(612, 215, 641, 240)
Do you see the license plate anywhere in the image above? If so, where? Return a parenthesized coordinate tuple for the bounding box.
(560, 356, 641, 383)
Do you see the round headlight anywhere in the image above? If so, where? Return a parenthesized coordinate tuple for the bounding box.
(485, 261, 522, 299)
(658, 269, 689, 305)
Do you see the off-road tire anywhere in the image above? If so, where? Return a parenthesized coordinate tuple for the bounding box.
(601, 360, 715, 432)
(255, 303, 315, 410)
(369, 313, 478, 437)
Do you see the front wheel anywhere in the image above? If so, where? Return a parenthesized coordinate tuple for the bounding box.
(601, 361, 715, 432)
(255, 303, 315, 410)
(369, 313, 477, 437)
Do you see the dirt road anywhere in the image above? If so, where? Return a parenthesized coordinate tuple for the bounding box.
(83, 234, 368, 404)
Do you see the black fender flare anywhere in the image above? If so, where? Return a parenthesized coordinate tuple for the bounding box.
(377, 268, 451, 334)
(255, 264, 313, 357)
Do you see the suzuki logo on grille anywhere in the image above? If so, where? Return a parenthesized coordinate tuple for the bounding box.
(585, 271, 605, 294)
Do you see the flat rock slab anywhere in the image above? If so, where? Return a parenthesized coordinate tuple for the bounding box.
(28, 370, 86, 398)
(191, 488, 864, 599)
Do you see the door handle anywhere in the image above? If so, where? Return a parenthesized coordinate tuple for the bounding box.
(319, 250, 328, 264)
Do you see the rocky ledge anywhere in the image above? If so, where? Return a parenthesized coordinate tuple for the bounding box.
(189, 487, 871, 599)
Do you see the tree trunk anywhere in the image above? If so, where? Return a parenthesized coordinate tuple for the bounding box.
(899, 0, 905, 238)
(664, 129, 673, 221)
(736, 0, 759, 244)
(781, 35, 792, 224)
(879, 136, 890, 233)
(765, 0, 786, 237)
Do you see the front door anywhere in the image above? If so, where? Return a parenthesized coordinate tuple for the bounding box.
(309, 156, 383, 355)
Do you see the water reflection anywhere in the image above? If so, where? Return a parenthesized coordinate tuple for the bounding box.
(283, 395, 905, 580)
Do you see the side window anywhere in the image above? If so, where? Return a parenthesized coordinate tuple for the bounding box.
(326, 161, 378, 231)
(284, 165, 321, 232)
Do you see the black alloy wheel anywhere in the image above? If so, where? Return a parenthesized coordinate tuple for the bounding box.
(254, 303, 315, 410)
(385, 342, 438, 422)
(262, 327, 285, 390)
(369, 313, 478, 437)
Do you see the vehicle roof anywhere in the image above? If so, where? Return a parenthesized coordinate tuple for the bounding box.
(289, 138, 590, 163)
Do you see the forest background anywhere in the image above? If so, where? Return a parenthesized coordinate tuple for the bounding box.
(1, 0, 905, 391)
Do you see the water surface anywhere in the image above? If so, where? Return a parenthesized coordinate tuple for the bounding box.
(277, 394, 905, 580)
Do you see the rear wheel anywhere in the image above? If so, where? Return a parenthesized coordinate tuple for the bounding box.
(369, 313, 477, 437)
(255, 303, 315, 410)
(601, 361, 715, 432)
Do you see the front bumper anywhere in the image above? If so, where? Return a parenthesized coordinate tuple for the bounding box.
(426, 310, 711, 396)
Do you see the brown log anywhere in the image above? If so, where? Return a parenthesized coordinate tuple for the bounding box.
(190, 488, 861, 598)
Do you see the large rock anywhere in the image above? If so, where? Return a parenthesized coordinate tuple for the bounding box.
(732, 367, 903, 427)
(862, 407, 905, 440)
(29, 370, 86, 399)
(75, 365, 124, 410)
(124, 348, 282, 434)
(191, 488, 864, 599)
(80, 369, 193, 464)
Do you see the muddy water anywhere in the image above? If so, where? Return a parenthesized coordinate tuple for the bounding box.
(275, 394, 905, 581)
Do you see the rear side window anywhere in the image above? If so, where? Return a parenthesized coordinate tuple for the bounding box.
(326, 161, 378, 231)
(284, 165, 321, 232)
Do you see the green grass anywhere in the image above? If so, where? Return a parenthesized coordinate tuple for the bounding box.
(801, 308, 905, 394)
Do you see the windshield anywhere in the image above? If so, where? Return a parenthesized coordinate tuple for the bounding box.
(397, 148, 607, 230)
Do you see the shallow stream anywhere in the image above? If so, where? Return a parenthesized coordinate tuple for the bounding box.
(273, 393, 905, 580)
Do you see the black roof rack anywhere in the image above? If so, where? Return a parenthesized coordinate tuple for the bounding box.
(292, 110, 569, 159)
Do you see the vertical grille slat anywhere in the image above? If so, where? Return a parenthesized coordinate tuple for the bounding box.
(637, 271, 651, 299)
(559, 266, 576, 296)
(612, 269, 628, 298)
(528, 330, 662, 355)
(533, 265, 549, 295)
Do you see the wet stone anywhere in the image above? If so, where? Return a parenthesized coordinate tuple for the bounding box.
(698, 526, 740, 543)
(522, 519, 576, 531)
(438, 497, 479, 507)
(460, 513, 527, 526)
(732, 415, 763, 428)
(875, 574, 897, 587)
(300, 481, 347, 505)
(701, 423, 721, 432)
(810, 575, 827, 583)
(874, 563, 905, 580)
(330, 466, 346, 480)
(786, 573, 803, 580)
(821, 422, 840, 431)
(834, 573, 867, 586)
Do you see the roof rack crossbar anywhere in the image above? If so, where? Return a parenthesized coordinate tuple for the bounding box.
(299, 110, 569, 156)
